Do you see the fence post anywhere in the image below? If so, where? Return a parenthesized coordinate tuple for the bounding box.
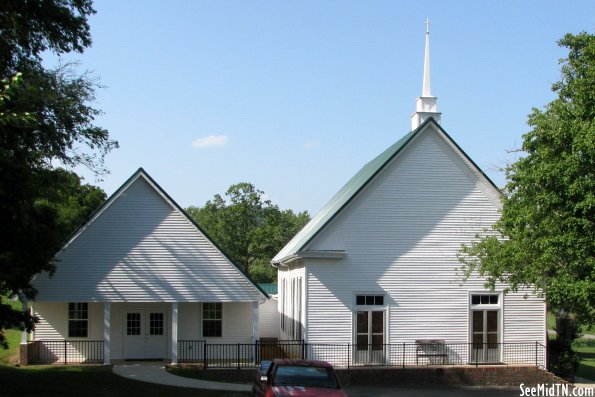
(255, 340, 259, 365)
(302, 341, 306, 360)
(402, 343, 406, 368)
(347, 343, 350, 370)
(204, 341, 208, 370)
(237, 344, 241, 370)
(475, 344, 479, 367)
(535, 341, 538, 367)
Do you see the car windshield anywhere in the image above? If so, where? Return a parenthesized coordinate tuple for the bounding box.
(273, 365, 339, 389)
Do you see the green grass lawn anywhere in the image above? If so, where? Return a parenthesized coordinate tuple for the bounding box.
(0, 365, 251, 397)
(0, 296, 24, 365)
(574, 340, 595, 381)
(547, 312, 595, 335)
(0, 328, 20, 365)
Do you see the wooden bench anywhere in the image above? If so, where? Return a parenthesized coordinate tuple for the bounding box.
(415, 339, 447, 365)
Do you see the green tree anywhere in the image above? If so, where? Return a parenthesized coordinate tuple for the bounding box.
(186, 183, 310, 283)
(0, 0, 116, 348)
(0, 0, 94, 76)
(459, 32, 594, 375)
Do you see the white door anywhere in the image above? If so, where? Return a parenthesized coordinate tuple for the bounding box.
(471, 309, 500, 363)
(123, 310, 167, 359)
(355, 310, 385, 365)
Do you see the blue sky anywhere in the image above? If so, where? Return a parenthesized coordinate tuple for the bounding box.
(62, 0, 595, 214)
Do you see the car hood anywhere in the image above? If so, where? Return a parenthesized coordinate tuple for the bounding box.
(272, 386, 347, 397)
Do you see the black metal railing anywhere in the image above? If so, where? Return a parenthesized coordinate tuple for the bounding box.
(27, 340, 104, 364)
(177, 340, 547, 370)
(178, 340, 206, 363)
(24, 339, 545, 368)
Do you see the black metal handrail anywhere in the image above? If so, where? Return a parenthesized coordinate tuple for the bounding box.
(178, 340, 206, 363)
(177, 340, 547, 369)
(25, 339, 545, 368)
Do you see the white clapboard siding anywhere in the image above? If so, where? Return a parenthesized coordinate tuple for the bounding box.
(178, 303, 201, 340)
(503, 289, 547, 342)
(278, 266, 305, 341)
(259, 297, 280, 339)
(32, 172, 263, 303)
(301, 125, 545, 346)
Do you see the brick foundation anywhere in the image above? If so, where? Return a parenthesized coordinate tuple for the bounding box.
(19, 343, 29, 366)
(186, 365, 569, 388)
(335, 366, 569, 387)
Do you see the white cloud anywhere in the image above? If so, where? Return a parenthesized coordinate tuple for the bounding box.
(303, 139, 320, 150)
(192, 135, 229, 148)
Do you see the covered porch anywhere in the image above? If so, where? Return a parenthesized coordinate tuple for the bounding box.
(22, 301, 260, 365)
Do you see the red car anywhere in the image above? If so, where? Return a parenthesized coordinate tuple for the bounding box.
(253, 358, 348, 397)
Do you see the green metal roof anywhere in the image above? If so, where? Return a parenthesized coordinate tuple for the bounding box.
(258, 284, 278, 295)
(272, 118, 499, 264)
(272, 124, 419, 263)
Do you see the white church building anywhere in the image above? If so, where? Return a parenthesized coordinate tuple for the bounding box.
(273, 21, 547, 367)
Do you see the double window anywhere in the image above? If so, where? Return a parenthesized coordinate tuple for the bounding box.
(68, 302, 88, 338)
(203, 303, 222, 337)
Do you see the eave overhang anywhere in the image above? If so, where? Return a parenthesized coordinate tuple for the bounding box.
(272, 250, 346, 267)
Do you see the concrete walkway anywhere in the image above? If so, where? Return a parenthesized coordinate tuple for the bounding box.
(112, 362, 252, 391)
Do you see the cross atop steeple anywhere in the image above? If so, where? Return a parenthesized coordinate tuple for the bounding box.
(411, 18, 441, 130)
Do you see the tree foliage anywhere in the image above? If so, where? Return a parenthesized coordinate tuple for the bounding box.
(0, 0, 115, 348)
(0, 0, 94, 76)
(187, 183, 310, 283)
(0, 169, 105, 348)
(459, 32, 595, 328)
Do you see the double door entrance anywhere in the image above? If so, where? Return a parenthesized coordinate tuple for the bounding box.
(471, 309, 500, 363)
(355, 310, 385, 364)
(123, 309, 167, 360)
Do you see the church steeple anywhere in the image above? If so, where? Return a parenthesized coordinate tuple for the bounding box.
(411, 18, 441, 130)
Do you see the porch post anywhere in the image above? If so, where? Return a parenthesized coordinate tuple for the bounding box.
(19, 298, 29, 365)
(171, 303, 178, 365)
(20, 298, 28, 344)
(103, 303, 111, 365)
(252, 301, 259, 342)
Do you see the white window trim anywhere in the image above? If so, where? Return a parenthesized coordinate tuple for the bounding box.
(352, 292, 389, 346)
(468, 291, 504, 362)
(469, 292, 502, 309)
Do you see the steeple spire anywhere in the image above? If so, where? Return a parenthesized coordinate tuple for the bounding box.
(411, 18, 441, 130)
(422, 18, 431, 97)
